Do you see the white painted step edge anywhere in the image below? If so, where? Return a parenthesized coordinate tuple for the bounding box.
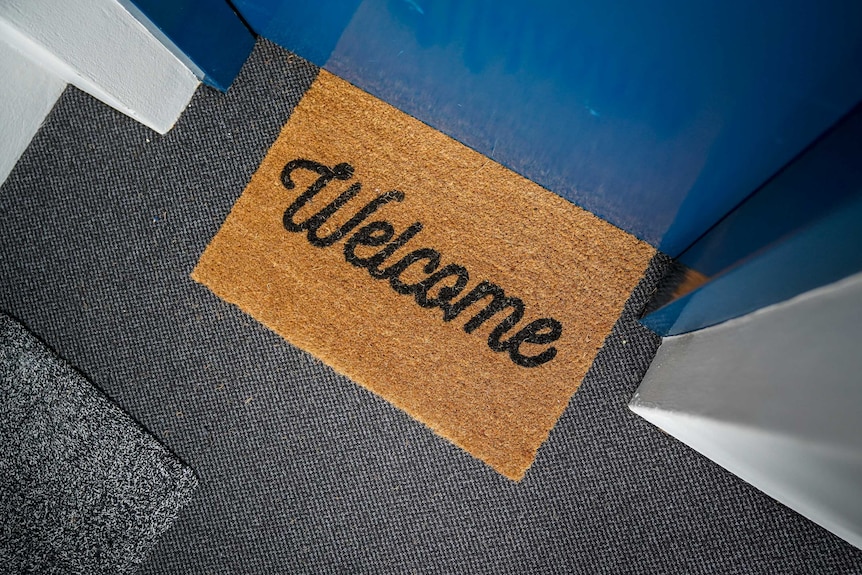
(0, 35, 65, 186)
(0, 0, 199, 135)
(631, 271, 862, 550)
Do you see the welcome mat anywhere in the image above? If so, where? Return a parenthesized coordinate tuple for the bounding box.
(192, 70, 655, 480)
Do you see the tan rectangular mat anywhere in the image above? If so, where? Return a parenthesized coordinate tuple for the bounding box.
(192, 70, 655, 480)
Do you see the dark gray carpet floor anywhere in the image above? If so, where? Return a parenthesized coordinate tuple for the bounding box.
(0, 313, 196, 574)
(1, 39, 861, 574)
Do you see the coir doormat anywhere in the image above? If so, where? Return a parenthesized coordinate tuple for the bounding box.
(192, 70, 655, 480)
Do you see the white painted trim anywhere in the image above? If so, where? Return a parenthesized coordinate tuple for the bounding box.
(630, 407, 862, 549)
(0, 0, 199, 134)
(0, 34, 65, 186)
(631, 270, 862, 549)
(113, 0, 206, 82)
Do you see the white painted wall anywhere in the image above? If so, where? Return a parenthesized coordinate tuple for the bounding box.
(0, 35, 65, 186)
(0, 0, 199, 135)
(631, 271, 862, 549)
(113, 0, 205, 83)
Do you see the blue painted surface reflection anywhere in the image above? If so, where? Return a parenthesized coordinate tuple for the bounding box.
(128, 0, 254, 90)
(233, 0, 862, 254)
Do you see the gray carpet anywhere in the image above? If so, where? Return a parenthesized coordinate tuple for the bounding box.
(1, 39, 861, 573)
(0, 313, 196, 574)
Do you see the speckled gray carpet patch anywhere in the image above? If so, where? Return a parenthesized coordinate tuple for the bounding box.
(0, 313, 197, 574)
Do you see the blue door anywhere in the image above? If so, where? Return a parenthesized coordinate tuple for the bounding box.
(227, 0, 862, 258)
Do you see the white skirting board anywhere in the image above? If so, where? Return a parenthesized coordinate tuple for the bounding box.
(631, 271, 862, 549)
(0, 36, 65, 185)
(0, 0, 200, 186)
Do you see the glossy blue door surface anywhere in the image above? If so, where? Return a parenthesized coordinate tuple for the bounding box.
(642, 101, 862, 336)
(128, 0, 255, 91)
(231, 0, 862, 254)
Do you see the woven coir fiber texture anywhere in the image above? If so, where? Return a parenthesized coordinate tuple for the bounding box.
(193, 70, 656, 480)
(0, 313, 197, 574)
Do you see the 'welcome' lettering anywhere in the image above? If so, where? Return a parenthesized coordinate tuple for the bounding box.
(281, 158, 563, 368)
